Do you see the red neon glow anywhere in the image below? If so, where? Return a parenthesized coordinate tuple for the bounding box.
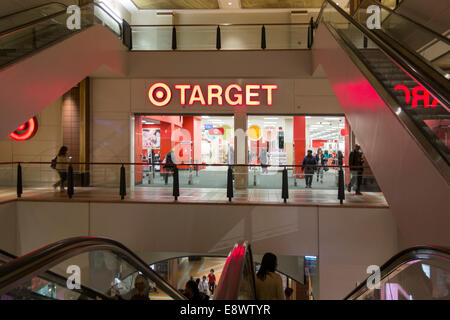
(224, 84, 243, 106)
(394, 84, 411, 104)
(148, 82, 172, 107)
(188, 84, 206, 105)
(207, 84, 223, 105)
(245, 84, 261, 106)
(412, 86, 429, 108)
(394, 84, 441, 108)
(175, 84, 190, 105)
(9, 117, 38, 141)
(147, 82, 279, 107)
(261, 84, 278, 105)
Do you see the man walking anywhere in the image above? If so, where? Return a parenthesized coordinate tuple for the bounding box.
(348, 144, 364, 195)
(302, 150, 317, 188)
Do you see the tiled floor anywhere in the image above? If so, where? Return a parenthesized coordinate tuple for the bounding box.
(0, 186, 388, 207)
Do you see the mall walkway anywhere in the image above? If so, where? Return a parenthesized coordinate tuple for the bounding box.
(0, 186, 388, 208)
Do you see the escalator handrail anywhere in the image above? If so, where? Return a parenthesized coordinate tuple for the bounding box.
(315, 0, 450, 110)
(0, 249, 16, 261)
(236, 241, 257, 300)
(356, 0, 450, 45)
(0, 237, 186, 300)
(0, 2, 67, 21)
(0, 1, 122, 40)
(344, 245, 450, 300)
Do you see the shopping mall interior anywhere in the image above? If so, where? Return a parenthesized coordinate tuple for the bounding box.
(0, 0, 448, 301)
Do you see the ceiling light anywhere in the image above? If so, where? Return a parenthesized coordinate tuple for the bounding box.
(264, 117, 279, 120)
(228, 1, 232, 5)
(202, 116, 210, 118)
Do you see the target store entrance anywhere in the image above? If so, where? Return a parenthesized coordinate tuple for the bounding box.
(133, 114, 349, 190)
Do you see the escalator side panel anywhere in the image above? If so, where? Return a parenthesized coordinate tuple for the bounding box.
(313, 22, 450, 248)
(0, 25, 126, 138)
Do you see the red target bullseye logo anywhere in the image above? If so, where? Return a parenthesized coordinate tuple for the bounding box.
(148, 82, 171, 107)
(9, 117, 38, 141)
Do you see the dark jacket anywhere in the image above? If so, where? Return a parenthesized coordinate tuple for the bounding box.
(302, 155, 317, 173)
(337, 151, 344, 166)
(315, 153, 326, 165)
(349, 151, 364, 171)
(190, 292, 210, 301)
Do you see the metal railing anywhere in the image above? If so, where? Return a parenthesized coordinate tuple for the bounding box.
(0, 161, 374, 205)
(131, 22, 312, 51)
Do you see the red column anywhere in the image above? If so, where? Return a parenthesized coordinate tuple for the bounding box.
(134, 116, 143, 184)
(294, 116, 306, 175)
(344, 117, 350, 184)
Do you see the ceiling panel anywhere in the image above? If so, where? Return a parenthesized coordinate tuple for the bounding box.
(131, 0, 219, 9)
(241, 0, 324, 9)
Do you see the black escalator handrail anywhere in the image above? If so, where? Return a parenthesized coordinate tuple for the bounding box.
(315, 0, 450, 109)
(357, 0, 450, 46)
(344, 246, 450, 300)
(0, 2, 67, 21)
(0, 237, 186, 300)
(0, 1, 122, 40)
(0, 249, 16, 261)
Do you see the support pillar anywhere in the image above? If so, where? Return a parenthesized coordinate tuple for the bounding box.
(234, 112, 248, 189)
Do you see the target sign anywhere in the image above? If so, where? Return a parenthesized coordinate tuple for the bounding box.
(9, 117, 38, 141)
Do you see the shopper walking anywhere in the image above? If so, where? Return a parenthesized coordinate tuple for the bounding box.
(163, 150, 176, 185)
(208, 269, 216, 296)
(255, 253, 284, 300)
(53, 146, 69, 192)
(199, 275, 209, 295)
(348, 144, 364, 195)
(302, 150, 317, 188)
(185, 280, 209, 301)
(337, 150, 344, 166)
(315, 148, 326, 184)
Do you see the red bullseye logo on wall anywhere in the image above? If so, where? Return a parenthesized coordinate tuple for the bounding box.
(9, 117, 38, 141)
(148, 82, 172, 107)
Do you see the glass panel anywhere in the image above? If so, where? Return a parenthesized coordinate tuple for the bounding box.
(358, 257, 450, 300)
(355, 0, 450, 79)
(177, 26, 217, 50)
(132, 27, 172, 50)
(0, 4, 121, 68)
(221, 25, 261, 50)
(266, 25, 309, 49)
(0, 3, 66, 34)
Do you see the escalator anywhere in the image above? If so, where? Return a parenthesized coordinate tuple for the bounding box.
(1, 238, 448, 300)
(217, 242, 450, 300)
(0, 237, 186, 300)
(312, 0, 450, 247)
(0, 1, 127, 138)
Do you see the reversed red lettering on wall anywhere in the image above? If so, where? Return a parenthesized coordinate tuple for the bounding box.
(394, 84, 440, 108)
